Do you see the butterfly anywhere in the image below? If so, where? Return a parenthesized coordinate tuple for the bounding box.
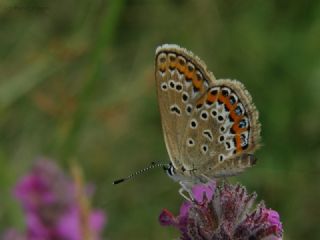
(155, 44, 261, 184)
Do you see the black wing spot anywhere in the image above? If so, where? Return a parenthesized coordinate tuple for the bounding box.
(187, 63, 195, 72)
(202, 145, 208, 153)
(201, 111, 208, 120)
(203, 130, 213, 141)
(218, 115, 224, 122)
(193, 86, 200, 93)
(160, 83, 168, 90)
(211, 110, 217, 117)
(229, 95, 236, 105)
(196, 71, 202, 81)
(170, 105, 181, 115)
(222, 89, 229, 96)
(187, 138, 195, 147)
(210, 89, 218, 95)
(159, 56, 166, 63)
(175, 84, 182, 91)
(169, 55, 176, 62)
(186, 105, 192, 113)
(179, 57, 186, 66)
(206, 100, 213, 105)
(242, 144, 249, 150)
(196, 103, 203, 109)
(235, 105, 243, 116)
(182, 93, 188, 102)
(186, 77, 192, 82)
(190, 120, 198, 128)
(239, 119, 247, 128)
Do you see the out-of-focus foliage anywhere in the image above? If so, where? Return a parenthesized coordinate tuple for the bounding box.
(0, 0, 319, 239)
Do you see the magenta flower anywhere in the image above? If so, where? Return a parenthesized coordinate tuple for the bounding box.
(3, 159, 106, 240)
(2, 229, 26, 240)
(159, 181, 283, 240)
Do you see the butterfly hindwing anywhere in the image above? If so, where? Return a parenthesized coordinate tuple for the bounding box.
(181, 79, 261, 177)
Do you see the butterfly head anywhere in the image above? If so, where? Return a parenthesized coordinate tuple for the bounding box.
(164, 162, 206, 184)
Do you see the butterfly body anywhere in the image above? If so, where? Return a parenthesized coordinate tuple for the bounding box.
(155, 44, 261, 182)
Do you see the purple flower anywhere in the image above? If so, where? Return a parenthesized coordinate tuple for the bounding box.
(5, 159, 106, 240)
(2, 229, 26, 240)
(159, 181, 283, 240)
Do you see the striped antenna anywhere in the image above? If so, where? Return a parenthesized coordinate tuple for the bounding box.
(113, 161, 169, 185)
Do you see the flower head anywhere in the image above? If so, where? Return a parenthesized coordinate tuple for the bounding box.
(159, 181, 283, 240)
(6, 159, 106, 240)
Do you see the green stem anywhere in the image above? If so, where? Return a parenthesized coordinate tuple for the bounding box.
(62, 0, 126, 160)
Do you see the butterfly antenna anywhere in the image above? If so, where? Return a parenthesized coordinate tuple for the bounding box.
(113, 161, 169, 185)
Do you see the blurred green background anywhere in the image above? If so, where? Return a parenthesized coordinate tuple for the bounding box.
(0, 0, 319, 239)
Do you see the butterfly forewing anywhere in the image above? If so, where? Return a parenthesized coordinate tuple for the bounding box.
(155, 45, 213, 170)
(155, 44, 260, 179)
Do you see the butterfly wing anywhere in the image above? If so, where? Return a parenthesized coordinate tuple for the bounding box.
(155, 44, 214, 171)
(155, 44, 261, 178)
(181, 79, 261, 177)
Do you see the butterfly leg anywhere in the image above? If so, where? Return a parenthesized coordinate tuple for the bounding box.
(178, 181, 194, 201)
(178, 188, 192, 201)
(200, 173, 214, 183)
